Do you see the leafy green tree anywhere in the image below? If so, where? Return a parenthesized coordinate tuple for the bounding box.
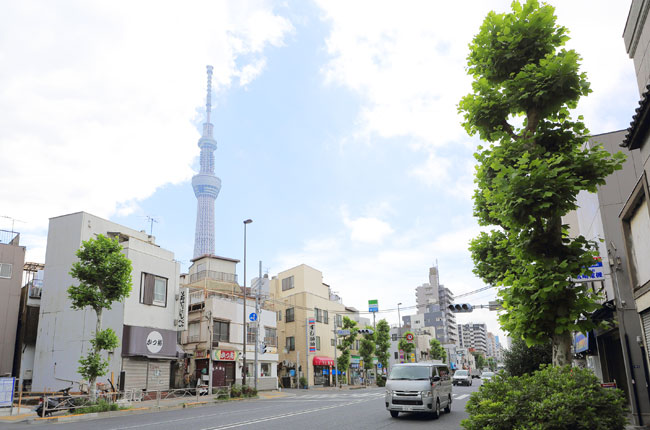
(486, 357, 497, 371)
(336, 316, 358, 384)
(359, 326, 375, 385)
(473, 352, 487, 370)
(458, 0, 624, 365)
(429, 338, 446, 362)
(503, 338, 552, 376)
(68, 234, 132, 399)
(374, 319, 391, 371)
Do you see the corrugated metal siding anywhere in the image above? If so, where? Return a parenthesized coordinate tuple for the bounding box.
(642, 310, 650, 363)
(122, 358, 148, 391)
(147, 360, 170, 391)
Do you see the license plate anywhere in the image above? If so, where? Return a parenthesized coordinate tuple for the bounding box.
(403, 406, 412, 411)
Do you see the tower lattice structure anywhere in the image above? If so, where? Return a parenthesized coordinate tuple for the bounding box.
(192, 65, 221, 258)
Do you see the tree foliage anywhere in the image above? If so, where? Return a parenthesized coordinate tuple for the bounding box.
(473, 352, 487, 370)
(504, 338, 552, 376)
(458, 0, 624, 365)
(359, 326, 375, 370)
(429, 338, 446, 362)
(68, 234, 132, 398)
(398, 332, 416, 358)
(461, 366, 627, 430)
(374, 319, 391, 370)
(336, 317, 358, 381)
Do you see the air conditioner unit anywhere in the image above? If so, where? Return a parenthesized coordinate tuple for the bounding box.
(29, 287, 42, 298)
(173, 319, 178, 326)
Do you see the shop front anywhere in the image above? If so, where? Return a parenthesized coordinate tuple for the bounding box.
(121, 325, 181, 391)
(312, 356, 335, 386)
(195, 349, 238, 388)
(349, 355, 362, 385)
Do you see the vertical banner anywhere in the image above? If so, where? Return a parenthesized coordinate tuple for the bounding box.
(176, 287, 189, 331)
(309, 318, 316, 352)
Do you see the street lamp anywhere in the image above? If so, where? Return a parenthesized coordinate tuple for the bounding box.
(397, 303, 402, 337)
(242, 219, 253, 386)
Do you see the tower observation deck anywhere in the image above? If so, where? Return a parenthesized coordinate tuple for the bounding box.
(192, 65, 222, 258)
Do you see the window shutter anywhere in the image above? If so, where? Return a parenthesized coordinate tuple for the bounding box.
(143, 273, 155, 305)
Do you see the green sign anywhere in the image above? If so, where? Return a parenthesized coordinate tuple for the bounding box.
(368, 299, 378, 312)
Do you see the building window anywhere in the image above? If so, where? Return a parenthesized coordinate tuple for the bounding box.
(188, 322, 200, 343)
(213, 320, 229, 343)
(286, 336, 295, 351)
(140, 273, 168, 307)
(316, 336, 321, 350)
(315, 308, 322, 322)
(355, 340, 360, 350)
(261, 363, 272, 377)
(282, 276, 294, 291)
(336, 314, 342, 327)
(286, 307, 295, 323)
(277, 310, 282, 321)
(392, 334, 398, 341)
(331, 339, 335, 347)
(265, 327, 277, 346)
(323, 310, 329, 325)
(394, 351, 398, 359)
(0, 263, 12, 279)
(247, 325, 257, 343)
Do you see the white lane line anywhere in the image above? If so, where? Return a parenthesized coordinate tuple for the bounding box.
(454, 394, 470, 400)
(201, 399, 370, 430)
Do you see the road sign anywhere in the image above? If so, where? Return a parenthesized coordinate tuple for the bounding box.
(309, 318, 316, 352)
(368, 299, 379, 312)
(337, 329, 350, 336)
(249, 312, 257, 322)
(405, 332, 414, 343)
(573, 257, 605, 282)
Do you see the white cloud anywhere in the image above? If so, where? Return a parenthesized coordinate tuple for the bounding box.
(341, 206, 394, 244)
(0, 0, 293, 261)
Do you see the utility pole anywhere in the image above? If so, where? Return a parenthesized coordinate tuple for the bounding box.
(207, 310, 213, 394)
(333, 316, 338, 388)
(305, 316, 310, 389)
(296, 350, 300, 388)
(254, 261, 261, 390)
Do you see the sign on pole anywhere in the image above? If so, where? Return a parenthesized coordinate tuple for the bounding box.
(405, 332, 414, 343)
(368, 299, 379, 313)
(337, 329, 350, 336)
(249, 312, 258, 322)
(0, 377, 15, 407)
(573, 256, 605, 282)
(309, 318, 316, 352)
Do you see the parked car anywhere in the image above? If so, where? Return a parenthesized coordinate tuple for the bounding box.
(481, 371, 495, 382)
(452, 369, 472, 386)
(385, 362, 453, 419)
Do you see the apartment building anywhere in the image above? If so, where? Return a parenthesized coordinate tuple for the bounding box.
(270, 264, 347, 387)
(457, 323, 488, 355)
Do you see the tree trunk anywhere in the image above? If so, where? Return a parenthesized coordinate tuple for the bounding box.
(90, 308, 103, 401)
(552, 332, 572, 366)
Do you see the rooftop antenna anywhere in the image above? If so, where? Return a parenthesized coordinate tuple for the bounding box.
(145, 216, 159, 236)
(1, 215, 25, 234)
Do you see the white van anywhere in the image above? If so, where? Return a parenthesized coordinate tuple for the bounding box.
(384, 362, 453, 419)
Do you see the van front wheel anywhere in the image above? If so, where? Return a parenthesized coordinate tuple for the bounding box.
(432, 400, 441, 419)
(444, 395, 451, 413)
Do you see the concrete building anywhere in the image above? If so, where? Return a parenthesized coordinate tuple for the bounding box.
(269, 265, 348, 387)
(415, 266, 440, 313)
(179, 255, 278, 390)
(33, 212, 182, 392)
(486, 332, 497, 359)
(0, 230, 25, 376)
(457, 323, 488, 355)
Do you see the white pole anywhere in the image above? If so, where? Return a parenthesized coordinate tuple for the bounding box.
(254, 261, 261, 390)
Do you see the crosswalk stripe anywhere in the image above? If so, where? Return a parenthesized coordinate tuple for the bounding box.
(454, 394, 470, 400)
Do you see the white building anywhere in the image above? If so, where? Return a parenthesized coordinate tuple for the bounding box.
(457, 322, 488, 355)
(33, 212, 182, 392)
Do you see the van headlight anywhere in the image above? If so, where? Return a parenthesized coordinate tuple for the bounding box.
(385, 389, 392, 395)
(421, 390, 432, 397)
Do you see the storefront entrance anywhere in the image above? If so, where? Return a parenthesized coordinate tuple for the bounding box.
(213, 361, 235, 387)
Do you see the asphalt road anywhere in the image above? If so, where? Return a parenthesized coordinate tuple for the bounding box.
(1, 382, 483, 430)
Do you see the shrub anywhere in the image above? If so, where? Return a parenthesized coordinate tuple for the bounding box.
(461, 366, 628, 430)
(376, 375, 386, 387)
(230, 384, 242, 398)
(503, 338, 552, 376)
(299, 376, 308, 388)
(73, 398, 125, 414)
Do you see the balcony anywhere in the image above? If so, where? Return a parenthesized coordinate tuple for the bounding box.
(190, 270, 238, 284)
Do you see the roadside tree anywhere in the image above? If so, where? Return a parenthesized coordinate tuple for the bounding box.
(67, 234, 132, 400)
(458, 0, 624, 365)
(429, 338, 446, 362)
(503, 338, 552, 376)
(374, 319, 391, 370)
(359, 326, 375, 385)
(336, 316, 358, 384)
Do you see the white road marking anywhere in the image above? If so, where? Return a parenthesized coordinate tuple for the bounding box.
(201, 398, 371, 430)
(454, 394, 470, 400)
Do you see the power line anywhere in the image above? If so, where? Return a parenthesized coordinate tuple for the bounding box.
(453, 285, 495, 299)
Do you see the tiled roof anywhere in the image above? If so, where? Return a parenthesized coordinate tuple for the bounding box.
(622, 83, 650, 149)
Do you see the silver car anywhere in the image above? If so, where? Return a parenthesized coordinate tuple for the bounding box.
(452, 369, 472, 386)
(385, 362, 453, 419)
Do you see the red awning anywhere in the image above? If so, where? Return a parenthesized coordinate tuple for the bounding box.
(313, 356, 335, 366)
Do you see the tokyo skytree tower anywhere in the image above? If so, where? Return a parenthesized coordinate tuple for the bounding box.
(192, 65, 221, 258)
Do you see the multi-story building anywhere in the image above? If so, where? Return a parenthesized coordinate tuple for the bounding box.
(269, 264, 347, 387)
(179, 255, 278, 390)
(415, 266, 440, 313)
(33, 212, 182, 392)
(0, 230, 25, 376)
(457, 323, 488, 355)
(486, 332, 497, 359)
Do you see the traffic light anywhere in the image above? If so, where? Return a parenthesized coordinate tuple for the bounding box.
(358, 329, 374, 334)
(261, 342, 267, 354)
(448, 303, 473, 313)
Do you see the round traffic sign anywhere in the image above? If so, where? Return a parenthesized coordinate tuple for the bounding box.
(249, 312, 257, 322)
(405, 333, 414, 342)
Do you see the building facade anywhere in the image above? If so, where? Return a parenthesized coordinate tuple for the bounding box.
(0, 230, 25, 376)
(33, 212, 182, 392)
(457, 323, 488, 355)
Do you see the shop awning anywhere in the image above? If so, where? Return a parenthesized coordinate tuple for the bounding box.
(313, 356, 335, 366)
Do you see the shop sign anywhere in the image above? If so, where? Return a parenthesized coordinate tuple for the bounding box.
(212, 349, 239, 361)
(350, 355, 360, 364)
(176, 288, 189, 331)
(122, 325, 177, 358)
(195, 350, 208, 359)
(309, 318, 316, 352)
(146, 331, 164, 353)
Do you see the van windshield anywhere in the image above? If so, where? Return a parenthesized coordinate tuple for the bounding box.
(388, 366, 430, 380)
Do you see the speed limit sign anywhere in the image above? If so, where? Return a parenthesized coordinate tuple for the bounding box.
(405, 333, 414, 343)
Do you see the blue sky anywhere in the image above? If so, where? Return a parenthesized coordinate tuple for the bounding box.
(0, 0, 641, 339)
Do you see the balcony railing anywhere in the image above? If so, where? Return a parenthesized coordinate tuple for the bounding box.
(264, 336, 277, 347)
(190, 270, 238, 284)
